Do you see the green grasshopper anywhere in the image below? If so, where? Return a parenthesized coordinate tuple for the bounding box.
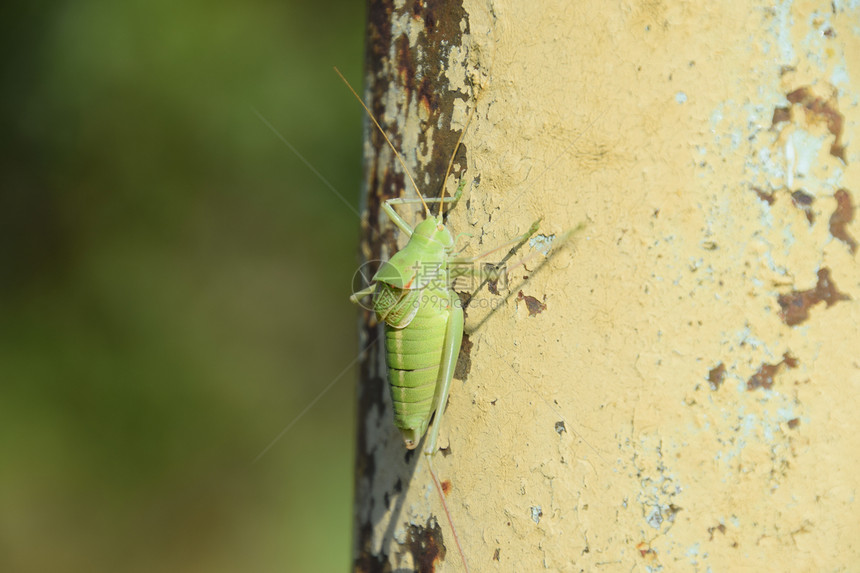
(339, 68, 539, 573)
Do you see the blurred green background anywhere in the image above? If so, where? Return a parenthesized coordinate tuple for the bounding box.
(1, 1, 364, 571)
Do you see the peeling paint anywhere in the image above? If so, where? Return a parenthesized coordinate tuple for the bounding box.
(708, 363, 727, 391)
(515, 290, 546, 317)
(747, 352, 799, 390)
(405, 518, 447, 573)
(528, 233, 555, 255)
(829, 188, 857, 252)
(777, 267, 850, 326)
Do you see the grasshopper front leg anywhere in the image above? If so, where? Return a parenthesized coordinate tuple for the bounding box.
(382, 180, 467, 236)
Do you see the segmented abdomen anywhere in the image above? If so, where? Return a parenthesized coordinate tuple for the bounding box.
(384, 288, 450, 433)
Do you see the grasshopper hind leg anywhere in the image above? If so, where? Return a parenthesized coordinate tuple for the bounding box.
(423, 301, 464, 457)
(423, 297, 469, 572)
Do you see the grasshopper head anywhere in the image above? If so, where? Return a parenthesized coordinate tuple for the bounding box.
(413, 216, 454, 250)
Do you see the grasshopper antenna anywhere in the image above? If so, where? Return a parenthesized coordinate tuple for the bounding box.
(428, 456, 470, 572)
(438, 98, 478, 217)
(334, 67, 429, 216)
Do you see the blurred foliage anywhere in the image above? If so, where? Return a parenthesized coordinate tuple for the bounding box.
(0, 1, 365, 571)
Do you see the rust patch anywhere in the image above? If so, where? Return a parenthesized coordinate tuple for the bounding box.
(406, 518, 447, 573)
(456, 289, 472, 310)
(752, 186, 775, 205)
(482, 261, 506, 295)
(747, 361, 780, 391)
(395, 34, 416, 98)
(777, 268, 850, 326)
(417, 76, 435, 118)
(747, 352, 798, 391)
(454, 333, 472, 380)
(517, 290, 547, 316)
(785, 86, 845, 161)
(771, 106, 791, 126)
(791, 189, 815, 224)
(829, 188, 857, 253)
(636, 541, 657, 561)
(441, 479, 452, 496)
(787, 418, 800, 429)
(708, 362, 726, 391)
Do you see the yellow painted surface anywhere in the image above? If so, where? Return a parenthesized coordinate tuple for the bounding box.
(363, 1, 859, 571)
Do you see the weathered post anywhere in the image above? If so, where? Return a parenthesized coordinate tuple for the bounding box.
(354, 1, 860, 571)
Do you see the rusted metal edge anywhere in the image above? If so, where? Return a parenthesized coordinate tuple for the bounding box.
(354, 1, 471, 571)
